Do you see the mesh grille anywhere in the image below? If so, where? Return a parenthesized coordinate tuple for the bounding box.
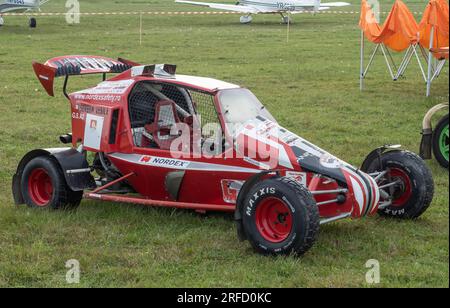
(189, 90, 220, 139)
(128, 81, 221, 147)
(128, 82, 158, 128)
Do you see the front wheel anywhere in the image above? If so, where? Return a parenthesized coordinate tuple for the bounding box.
(21, 156, 82, 210)
(242, 177, 320, 256)
(433, 114, 449, 169)
(363, 150, 434, 219)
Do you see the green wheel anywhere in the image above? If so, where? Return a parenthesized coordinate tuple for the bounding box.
(433, 114, 449, 169)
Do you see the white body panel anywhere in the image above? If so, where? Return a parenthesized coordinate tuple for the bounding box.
(76, 74, 239, 96)
(160, 74, 240, 91)
(84, 114, 104, 151)
(0, 0, 41, 13)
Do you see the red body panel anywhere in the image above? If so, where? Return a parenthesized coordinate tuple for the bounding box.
(31, 55, 381, 219)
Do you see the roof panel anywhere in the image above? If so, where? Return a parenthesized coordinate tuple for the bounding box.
(155, 74, 240, 91)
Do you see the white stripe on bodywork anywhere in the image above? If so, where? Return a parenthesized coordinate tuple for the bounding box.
(343, 166, 370, 216)
(350, 177, 365, 215)
(367, 175, 381, 214)
(359, 169, 379, 215)
(109, 153, 261, 173)
(343, 166, 380, 216)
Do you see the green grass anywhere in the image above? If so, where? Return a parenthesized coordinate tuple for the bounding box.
(0, 0, 448, 288)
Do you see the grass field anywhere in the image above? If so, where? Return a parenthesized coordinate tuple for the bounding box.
(0, 0, 448, 288)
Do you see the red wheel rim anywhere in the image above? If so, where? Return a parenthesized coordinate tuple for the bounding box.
(255, 197, 293, 243)
(388, 168, 412, 207)
(28, 168, 53, 206)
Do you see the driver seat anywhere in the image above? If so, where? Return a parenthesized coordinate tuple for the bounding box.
(144, 100, 182, 151)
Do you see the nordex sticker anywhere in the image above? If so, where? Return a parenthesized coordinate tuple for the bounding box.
(139, 156, 191, 169)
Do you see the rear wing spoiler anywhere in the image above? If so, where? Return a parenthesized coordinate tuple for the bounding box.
(32, 55, 141, 97)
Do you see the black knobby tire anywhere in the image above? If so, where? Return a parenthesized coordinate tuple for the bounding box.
(29, 18, 37, 28)
(21, 156, 82, 210)
(242, 177, 320, 256)
(432, 114, 449, 169)
(364, 151, 434, 219)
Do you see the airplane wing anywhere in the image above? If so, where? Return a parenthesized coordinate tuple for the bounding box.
(175, 0, 261, 14)
(0, 0, 49, 13)
(320, 2, 350, 7)
(290, 1, 349, 14)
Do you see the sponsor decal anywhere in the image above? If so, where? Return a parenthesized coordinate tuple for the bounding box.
(139, 156, 191, 169)
(319, 153, 343, 169)
(80, 80, 134, 95)
(74, 104, 110, 116)
(221, 180, 243, 204)
(296, 150, 315, 161)
(285, 171, 307, 187)
(89, 119, 97, 129)
(256, 121, 277, 136)
(109, 153, 260, 173)
(83, 114, 104, 150)
(139, 155, 152, 163)
(74, 94, 122, 103)
(246, 187, 276, 216)
(71, 112, 85, 120)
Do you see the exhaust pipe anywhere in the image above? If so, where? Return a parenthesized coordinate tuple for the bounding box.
(59, 134, 72, 144)
(420, 103, 449, 159)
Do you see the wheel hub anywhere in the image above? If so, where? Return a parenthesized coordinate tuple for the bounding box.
(255, 197, 293, 243)
(439, 123, 449, 162)
(28, 168, 53, 206)
(387, 168, 412, 207)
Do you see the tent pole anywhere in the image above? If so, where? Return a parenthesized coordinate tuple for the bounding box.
(414, 45, 428, 82)
(432, 59, 446, 82)
(380, 44, 395, 80)
(363, 45, 379, 77)
(396, 45, 414, 80)
(426, 26, 435, 97)
(434, 59, 446, 79)
(360, 30, 364, 91)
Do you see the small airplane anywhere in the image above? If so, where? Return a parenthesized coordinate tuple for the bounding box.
(0, 0, 49, 28)
(175, 0, 350, 24)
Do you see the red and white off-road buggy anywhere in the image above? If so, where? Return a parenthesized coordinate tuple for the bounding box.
(13, 55, 435, 256)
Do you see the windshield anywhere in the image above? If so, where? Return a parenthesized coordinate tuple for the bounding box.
(218, 88, 276, 128)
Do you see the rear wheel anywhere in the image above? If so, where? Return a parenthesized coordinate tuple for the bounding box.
(363, 151, 434, 219)
(21, 156, 82, 210)
(242, 177, 319, 256)
(433, 114, 449, 168)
